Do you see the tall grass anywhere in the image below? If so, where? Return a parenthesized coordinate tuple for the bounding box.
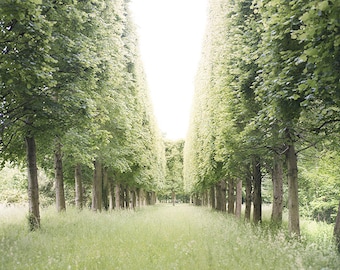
(1, 204, 339, 270)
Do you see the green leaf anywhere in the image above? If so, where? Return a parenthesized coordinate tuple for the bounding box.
(318, 1, 329, 11)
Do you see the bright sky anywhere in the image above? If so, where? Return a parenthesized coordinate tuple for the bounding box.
(129, 0, 208, 140)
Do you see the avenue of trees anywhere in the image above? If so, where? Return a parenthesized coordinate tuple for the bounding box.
(184, 0, 340, 250)
(1, 0, 340, 254)
(0, 0, 165, 230)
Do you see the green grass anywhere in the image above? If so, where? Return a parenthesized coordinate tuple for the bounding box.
(1, 204, 339, 270)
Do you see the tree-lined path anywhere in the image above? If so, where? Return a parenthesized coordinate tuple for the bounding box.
(1, 0, 340, 266)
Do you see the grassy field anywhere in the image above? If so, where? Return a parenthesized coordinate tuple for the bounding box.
(1, 204, 339, 270)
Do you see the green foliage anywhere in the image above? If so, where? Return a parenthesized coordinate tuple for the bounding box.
(160, 140, 185, 200)
(0, 165, 27, 203)
(299, 147, 340, 223)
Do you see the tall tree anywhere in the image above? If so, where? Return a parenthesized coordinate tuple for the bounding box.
(1, 0, 55, 229)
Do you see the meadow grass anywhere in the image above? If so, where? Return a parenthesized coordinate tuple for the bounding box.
(1, 204, 339, 270)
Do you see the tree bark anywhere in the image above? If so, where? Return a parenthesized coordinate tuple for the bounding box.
(115, 183, 120, 209)
(235, 179, 242, 218)
(132, 188, 137, 209)
(210, 186, 216, 209)
(220, 179, 227, 212)
(108, 175, 115, 211)
(125, 186, 130, 209)
(102, 167, 109, 211)
(172, 190, 176, 206)
(253, 156, 262, 223)
(333, 200, 340, 253)
(286, 142, 300, 236)
(91, 159, 102, 212)
(215, 182, 221, 210)
(54, 138, 66, 212)
(74, 163, 83, 209)
(137, 188, 142, 207)
(25, 136, 40, 230)
(227, 178, 234, 214)
(272, 152, 283, 225)
(151, 191, 156, 205)
(245, 164, 252, 221)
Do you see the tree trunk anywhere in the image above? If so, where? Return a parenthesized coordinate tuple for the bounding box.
(102, 167, 109, 211)
(227, 178, 234, 214)
(245, 164, 252, 221)
(286, 142, 300, 236)
(272, 152, 283, 225)
(75, 163, 83, 209)
(172, 190, 176, 206)
(131, 188, 137, 209)
(125, 186, 130, 209)
(25, 136, 41, 230)
(333, 200, 340, 252)
(115, 183, 120, 209)
(235, 179, 242, 218)
(206, 189, 210, 207)
(91, 159, 102, 212)
(253, 156, 262, 223)
(151, 191, 156, 205)
(54, 138, 66, 212)
(137, 188, 142, 207)
(108, 175, 115, 211)
(220, 179, 227, 212)
(215, 182, 221, 210)
(210, 186, 216, 209)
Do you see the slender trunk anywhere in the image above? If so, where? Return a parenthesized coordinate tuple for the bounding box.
(235, 179, 242, 218)
(272, 152, 283, 225)
(125, 186, 130, 209)
(54, 138, 66, 212)
(91, 160, 102, 212)
(172, 190, 176, 206)
(206, 189, 210, 206)
(75, 163, 83, 209)
(210, 186, 216, 209)
(132, 188, 137, 209)
(215, 182, 221, 210)
(333, 200, 340, 252)
(227, 178, 234, 214)
(220, 179, 226, 212)
(286, 142, 300, 236)
(253, 156, 262, 223)
(146, 192, 151, 205)
(102, 167, 109, 211)
(115, 183, 120, 209)
(245, 164, 252, 221)
(120, 184, 125, 208)
(25, 136, 40, 230)
(137, 188, 142, 207)
(108, 175, 114, 211)
(151, 191, 156, 205)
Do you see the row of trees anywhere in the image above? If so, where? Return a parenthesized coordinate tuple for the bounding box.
(184, 0, 340, 250)
(1, 0, 166, 230)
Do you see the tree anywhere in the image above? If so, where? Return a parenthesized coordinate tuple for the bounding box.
(1, 0, 56, 229)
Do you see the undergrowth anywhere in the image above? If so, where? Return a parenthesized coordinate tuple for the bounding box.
(1, 204, 339, 269)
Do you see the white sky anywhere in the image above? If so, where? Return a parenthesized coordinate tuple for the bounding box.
(129, 0, 208, 140)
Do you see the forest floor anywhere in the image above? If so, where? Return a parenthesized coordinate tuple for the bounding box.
(0, 204, 339, 270)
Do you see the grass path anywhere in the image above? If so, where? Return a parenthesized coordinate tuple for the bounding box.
(1, 204, 339, 269)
